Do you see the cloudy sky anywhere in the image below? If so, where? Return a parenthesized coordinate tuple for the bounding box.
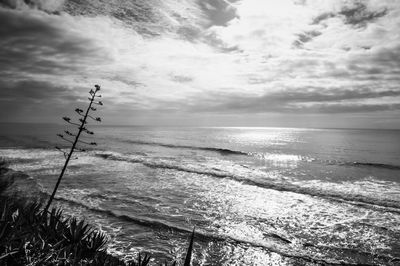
(1, 0, 400, 128)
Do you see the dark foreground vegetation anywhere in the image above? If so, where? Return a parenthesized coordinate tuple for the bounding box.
(0, 161, 193, 266)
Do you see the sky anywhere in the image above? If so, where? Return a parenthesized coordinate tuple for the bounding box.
(0, 0, 400, 129)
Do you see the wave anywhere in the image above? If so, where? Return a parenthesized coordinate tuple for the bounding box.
(53, 194, 389, 265)
(333, 161, 400, 170)
(52, 195, 288, 244)
(119, 139, 400, 170)
(303, 158, 400, 171)
(356, 222, 398, 234)
(0, 135, 57, 149)
(3, 157, 40, 164)
(302, 242, 397, 264)
(96, 152, 247, 179)
(252, 153, 400, 171)
(254, 154, 400, 171)
(96, 152, 400, 213)
(122, 140, 248, 156)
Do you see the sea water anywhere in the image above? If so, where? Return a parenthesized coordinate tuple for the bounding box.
(0, 123, 399, 265)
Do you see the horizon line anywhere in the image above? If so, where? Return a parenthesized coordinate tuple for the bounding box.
(0, 121, 399, 131)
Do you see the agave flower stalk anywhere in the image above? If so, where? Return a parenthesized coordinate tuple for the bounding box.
(43, 85, 103, 215)
(184, 227, 195, 266)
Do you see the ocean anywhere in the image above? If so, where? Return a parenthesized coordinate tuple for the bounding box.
(0, 123, 399, 265)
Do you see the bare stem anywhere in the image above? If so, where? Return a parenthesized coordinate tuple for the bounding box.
(43, 88, 99, 215)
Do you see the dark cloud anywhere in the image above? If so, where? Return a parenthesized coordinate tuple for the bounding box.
(177, 26, 202, 41)
(293, 0, 307, 6)
(335, 44, 400, 81)
(300, 102, 400, 113)
(312, 3, 387, 28)
(64, 0, 211, 38)
(0, 0, 64, 12)
(292, 30, 322, 48)
(0, 79, 84, 122)
(339, 2, 387, 28)
(311, 12, 335, 25)
(179, 0, 240, 48)
(0, 7, 112, 123)
(64, 0, 155, 23)
(65, 0, 239, 43)
(184, 88, 400, 114)
(170, 75, 193, 83)
(1, 0, 210, 39)
(0, 8, 105, 77)
(0, 79, 80, 102)
(199, 0, 238, 27)
(367, 45, 400, 69)
(272, 43, 400, 83)
(63, 0, 168, 37)
(203, 31, 241, 52)
(109, 75, 144, 88)
(110, 4, 155, 24)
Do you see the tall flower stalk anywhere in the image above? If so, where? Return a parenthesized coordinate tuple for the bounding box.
(43, 85, 103, 215)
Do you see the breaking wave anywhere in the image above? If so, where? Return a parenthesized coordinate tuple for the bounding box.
(121, 139, 400, 170)
(122, 140, 248, 155)
(96, 152, 400, 213)
(332, 161, 400, 170)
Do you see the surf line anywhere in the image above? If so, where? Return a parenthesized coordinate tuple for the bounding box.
(97, 153, 400, 214)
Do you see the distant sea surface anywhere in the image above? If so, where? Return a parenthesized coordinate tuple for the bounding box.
(1, 123, 400, 265)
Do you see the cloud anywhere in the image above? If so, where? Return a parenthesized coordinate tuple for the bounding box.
(63, 0, 208, 38)
(0, 1, 232, 122)
(299, 102, 400, 113)
(181, 87, 400, 114)
(170, 75, 194, 83)
(0, 0, 400, 128)
(199, 0, 238, 26)
(311, 1, 387, 28)
(0, 0, 65, 12)
(0, 80, 79, 101)
(292, 30, 322, 48)
(0, 8, 107, 77)
(0, 79, 84, 122)
(339, 1, 387, 28)
(311, 12, 335, 25)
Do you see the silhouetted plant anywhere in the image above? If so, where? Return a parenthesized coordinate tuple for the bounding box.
(43, 85, 103, 215)
(184, 228, 195, 266)
(0, 195, 197, 265)
(129, 253, 151, 266)
(161, 260, 177, 266)
(0, 158, 7, 169)
(0, 199, 110, 265)
(0, 159, 11, 194)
